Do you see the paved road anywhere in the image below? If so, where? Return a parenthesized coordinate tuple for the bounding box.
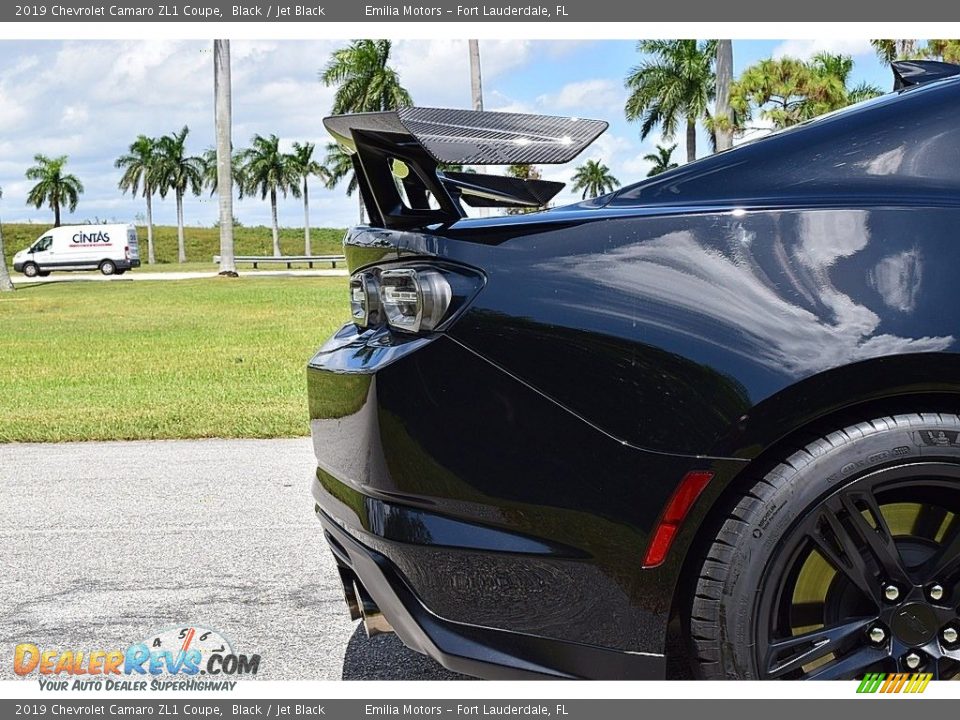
(11, 269, 347, 284)
(0, 439, 464, 681)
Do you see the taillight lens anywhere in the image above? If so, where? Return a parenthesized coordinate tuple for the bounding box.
(348, 264, 481, 334)
(349, 273, 380, 326)
(379, 268, 452, 334)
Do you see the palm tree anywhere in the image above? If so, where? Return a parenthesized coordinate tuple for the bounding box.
(202, 146, 245, 195)
(468, 40, 483, 111)
(25, 155, 83, 227)
(715, 40, 734, 152)
(322, 39, 413, 115)
(570, 159, 620, 199)
(0, 187, 13, 292)
(321, 39, 412, 223)
(324, 142, 362, 222)
(644, 144, 679, 176)
(811, 52, 883, 106)
(870, 39, 918, 66)
(155, 126, 203, 263)
(235, 134, 301, 257)
(288, 142, 327, 255)
(115, 135, 159, 264)
(625, 40, 717, 163)
(214, 39, 237, 277)
(201, 147, 218, 193)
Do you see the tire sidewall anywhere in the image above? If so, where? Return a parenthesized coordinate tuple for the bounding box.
(100, 260, 116, 276)
(718, 415, 960, 678)
(23, 262, 38, 277)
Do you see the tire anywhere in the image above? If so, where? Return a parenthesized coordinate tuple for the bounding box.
(691, 413, 960, 680)
(99, 260, 117, 276)
(22, 262, 39, 278)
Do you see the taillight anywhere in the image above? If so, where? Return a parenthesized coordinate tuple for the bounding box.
(348, 264, 482, 335)
(642, 470, 714, 568)
(380, 268, 452, 334)
(349, 273, 380, 326)
(124, 246, 131, 260)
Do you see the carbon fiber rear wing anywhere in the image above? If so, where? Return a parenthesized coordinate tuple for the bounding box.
(323, 107, 608, 229)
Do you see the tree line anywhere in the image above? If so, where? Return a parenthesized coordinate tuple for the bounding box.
(2, 37, 956, 285)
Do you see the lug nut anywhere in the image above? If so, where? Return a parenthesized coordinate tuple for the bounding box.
(884, 585, 901, 602)
(905, 652, 922, 670)
(930, 584, 945, 601)
(869, 626, 887, 644)
(943, 627, 958, 644)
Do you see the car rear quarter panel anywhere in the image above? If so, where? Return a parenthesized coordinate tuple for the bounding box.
(393, 206, 960, 460)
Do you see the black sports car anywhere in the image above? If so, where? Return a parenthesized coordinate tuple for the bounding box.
(308, 60, 960, 680)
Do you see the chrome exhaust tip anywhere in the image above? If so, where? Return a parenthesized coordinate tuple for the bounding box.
(352, 579, 395, 637)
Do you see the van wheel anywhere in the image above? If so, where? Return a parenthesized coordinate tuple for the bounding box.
(99, 260, 117, 276)
(691, 413, 960, 680)
(22, 262, 39, 278)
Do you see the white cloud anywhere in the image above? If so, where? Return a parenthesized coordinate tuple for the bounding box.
(773, 39, 875, 60)
(391, 39, 532, 109)
(536, 78, 625, 116)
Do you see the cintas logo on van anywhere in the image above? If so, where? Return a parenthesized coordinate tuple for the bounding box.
(71, 230, 111, 245)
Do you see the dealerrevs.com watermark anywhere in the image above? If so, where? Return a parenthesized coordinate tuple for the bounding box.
(13, 626, 260, 691)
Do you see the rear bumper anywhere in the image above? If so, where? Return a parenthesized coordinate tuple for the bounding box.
(315, 504, 664, 679)
(307, 322, 740, 678)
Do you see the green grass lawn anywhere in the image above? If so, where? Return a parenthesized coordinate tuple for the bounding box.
(2, 223, 346, 268)
(0, 277, 350, 443)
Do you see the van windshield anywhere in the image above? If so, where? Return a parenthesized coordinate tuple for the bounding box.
(31, 236, 52, 252)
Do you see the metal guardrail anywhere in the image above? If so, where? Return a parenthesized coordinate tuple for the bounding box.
(213, 254, 346, 269)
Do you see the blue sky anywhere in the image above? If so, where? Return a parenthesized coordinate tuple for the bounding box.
(0, 39, 893, 231)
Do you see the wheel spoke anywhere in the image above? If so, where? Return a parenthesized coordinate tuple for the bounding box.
(838, 489, 911, 587)
(764, 617, 875, 678)
(913, 504, 948, 540)
(922, 515, 960, 583)
(803, 644, 887, 680)
(808, 506, 882, 605)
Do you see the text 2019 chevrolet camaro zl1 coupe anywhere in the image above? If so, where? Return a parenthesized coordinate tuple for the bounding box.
(308, 61, 960, 680)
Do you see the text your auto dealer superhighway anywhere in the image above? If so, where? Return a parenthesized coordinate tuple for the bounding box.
(47, 4, 222, 16)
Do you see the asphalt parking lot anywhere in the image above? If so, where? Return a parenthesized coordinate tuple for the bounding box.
(0, 438, 465, 681)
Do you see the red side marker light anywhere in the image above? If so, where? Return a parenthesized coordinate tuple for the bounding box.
(642, 470, 715, 568)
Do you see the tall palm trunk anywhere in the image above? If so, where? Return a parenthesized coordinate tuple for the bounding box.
(715, 40, 734, 152)
(469, 40, 483, 111)
(358, 193, 365, 224)
(145, 187, 156, 264)
(0, 218, 13, 292)
(214, 39, 236, 276)
(270, 188, 281, 257)
(302, 177, 311, 255)
(686, 118, 697, 163)
(176, 188, 186, 263)
(54, 201, 61, 228)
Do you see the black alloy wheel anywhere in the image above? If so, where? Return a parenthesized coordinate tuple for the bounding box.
(692, 414, 960, 680)
(757, 464, 960, 679)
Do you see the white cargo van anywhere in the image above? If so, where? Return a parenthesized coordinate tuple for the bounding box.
(12, 224, 141, 277)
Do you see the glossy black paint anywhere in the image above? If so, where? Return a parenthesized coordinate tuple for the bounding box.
(308, 75, 960, 678)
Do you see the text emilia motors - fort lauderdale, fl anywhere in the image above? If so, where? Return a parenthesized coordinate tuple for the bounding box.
(14, 3, 569, 17)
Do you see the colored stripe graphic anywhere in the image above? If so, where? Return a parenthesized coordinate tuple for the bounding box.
(856, 672, 932, 694)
